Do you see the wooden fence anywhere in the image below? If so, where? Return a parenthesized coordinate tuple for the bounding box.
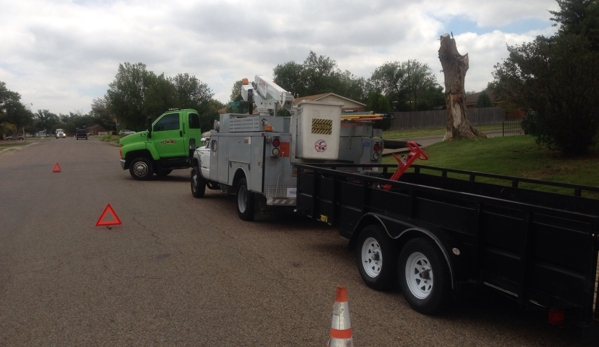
(388, 107, 506, 130)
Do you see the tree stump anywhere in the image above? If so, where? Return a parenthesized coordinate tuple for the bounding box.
(438, 33, 486, 141)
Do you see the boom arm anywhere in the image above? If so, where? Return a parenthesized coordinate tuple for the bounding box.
(241, 76, 294, 116)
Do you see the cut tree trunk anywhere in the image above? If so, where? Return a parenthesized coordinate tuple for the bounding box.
(438, 33, 486, 141)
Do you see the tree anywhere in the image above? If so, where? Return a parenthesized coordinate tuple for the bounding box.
(491, 34, 599, 154)
(272, 62, 305, 97)
(366, 92, 392, 130)
(170, 73, 213, 115)
(90, 97, 117, 132)
(106, 62, 164, 130)
(550, 0, 599, 50)
(34, 109, 59, 135)
(369, 60, 443, 111)
(475, 92, 493, 108)
(438, 34, 486, 141)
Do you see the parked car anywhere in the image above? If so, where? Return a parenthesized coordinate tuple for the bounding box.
(6, 135, 24, 140)
(119, 129, 136, 135)
(75, 129, 88, 140)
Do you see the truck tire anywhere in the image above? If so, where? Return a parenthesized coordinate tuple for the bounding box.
(398, 238, 450, 315)
(236, 177, 254, 221)
(191, 168, 206, 198)
(356, 225, 398, 291)
(129, 157, 153, 180)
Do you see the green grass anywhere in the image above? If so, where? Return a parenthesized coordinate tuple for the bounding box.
(382, 135, 599, 197)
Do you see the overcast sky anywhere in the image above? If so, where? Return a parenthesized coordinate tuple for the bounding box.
(0, 0, 559, 115)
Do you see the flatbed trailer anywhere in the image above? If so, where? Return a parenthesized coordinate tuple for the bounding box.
(295, 162, 599, 335)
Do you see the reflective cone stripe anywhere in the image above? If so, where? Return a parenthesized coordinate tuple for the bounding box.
(329, 286, 353, 347)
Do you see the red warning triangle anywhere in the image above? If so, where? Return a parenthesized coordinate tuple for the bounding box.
(52, 163, 61, 172)
(95, 203, 122, 227)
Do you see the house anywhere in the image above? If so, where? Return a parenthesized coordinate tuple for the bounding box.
(86, 125, 107, 135)
(464, 90, 499, 109)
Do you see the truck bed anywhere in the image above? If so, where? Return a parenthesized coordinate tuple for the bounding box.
(296, 163, 599, 327)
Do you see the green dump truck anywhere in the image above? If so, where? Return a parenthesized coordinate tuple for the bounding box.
(119, 109, 201, 180)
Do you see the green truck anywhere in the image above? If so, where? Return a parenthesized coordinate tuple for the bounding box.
(119, 109, 201, 180)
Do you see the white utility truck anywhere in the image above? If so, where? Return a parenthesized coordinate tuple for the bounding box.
(190, 75, 384, 220)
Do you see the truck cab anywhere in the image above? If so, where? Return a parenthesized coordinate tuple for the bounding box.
(119, 109, 201, 180)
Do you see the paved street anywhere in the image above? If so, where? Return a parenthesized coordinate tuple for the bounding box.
(0, 137, 594, 346)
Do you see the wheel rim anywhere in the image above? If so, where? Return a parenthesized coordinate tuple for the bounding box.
(405, 252, 433, 299)
(191, 171, 198, 193)
(361, 237, 383, 278)
(133, 161, 149, 177)
(238, 184, 247, 213)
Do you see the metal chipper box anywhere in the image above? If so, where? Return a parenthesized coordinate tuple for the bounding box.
(295, 100, 342, 160)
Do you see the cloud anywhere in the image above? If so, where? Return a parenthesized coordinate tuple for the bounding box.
(0, 0, 559, 114)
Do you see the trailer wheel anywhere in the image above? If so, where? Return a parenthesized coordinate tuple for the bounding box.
(356, 225, 398, 291)
(399, 238, 450, 315)
(129, 157, 153, 180)
(236, 177, 254, 221)
(191, 168, 206, 198)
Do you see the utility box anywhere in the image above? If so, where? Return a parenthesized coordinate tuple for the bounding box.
(295, 101, 342, 160)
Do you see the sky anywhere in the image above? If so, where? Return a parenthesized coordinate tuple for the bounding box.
(0, 0, 559, 116)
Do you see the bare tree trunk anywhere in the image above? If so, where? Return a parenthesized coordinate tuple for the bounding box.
(438, 33, 486, 141)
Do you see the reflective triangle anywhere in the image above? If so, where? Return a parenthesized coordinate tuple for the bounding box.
(52, 163, 61, 172)
(95, 203, 122, 227)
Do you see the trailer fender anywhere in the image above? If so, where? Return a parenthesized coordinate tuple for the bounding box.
(349, 213, 459, 290)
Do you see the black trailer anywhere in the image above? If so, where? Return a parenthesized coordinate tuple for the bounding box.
(295, 163, 599, 334)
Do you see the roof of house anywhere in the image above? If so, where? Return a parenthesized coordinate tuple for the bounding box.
(465, 90, 498, 106)
(293, 93, 366, 107)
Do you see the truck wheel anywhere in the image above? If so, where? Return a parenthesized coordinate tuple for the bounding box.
(236, 177, 254, 221)
(191, 168, 206, 198)
(129, 157, 153, 180)
(356, 225, 398, 291)
(398, 238, 450, 315)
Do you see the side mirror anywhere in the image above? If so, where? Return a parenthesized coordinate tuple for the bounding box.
(188, 138, 196, 157)
(147, 117, 152, 138)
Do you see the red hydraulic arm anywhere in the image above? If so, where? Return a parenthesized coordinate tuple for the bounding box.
(382, 141, 429, 191)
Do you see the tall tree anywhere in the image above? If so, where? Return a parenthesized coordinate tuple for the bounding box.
(106, 62, 163, 129)
(491, 34, 599, 154)
(272, 62, 305, 97)
(34, 109, 59, 135)
(170, 73, 213, 114)
(550, 0, 599, 50)
(90, 97, 117, 131)
(438, 33, 486, 141)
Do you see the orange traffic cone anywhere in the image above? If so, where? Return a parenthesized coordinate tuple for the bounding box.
(328, 286, 353, 347)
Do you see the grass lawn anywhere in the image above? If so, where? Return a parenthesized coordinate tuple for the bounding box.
(382, 134, 599, 197)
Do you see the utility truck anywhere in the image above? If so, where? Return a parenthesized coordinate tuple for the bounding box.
(119, 109, 201, 180)
(190, 76, 384, 220)
(191, 75, 599, 336)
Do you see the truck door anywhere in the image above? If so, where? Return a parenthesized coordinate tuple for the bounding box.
(152, 112, 186, 158)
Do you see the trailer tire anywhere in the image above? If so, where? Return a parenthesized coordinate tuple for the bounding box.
(129, 157, 153, 180)
(399, 238, 450, 315)
(236, 177, 254, 221)
(191, 168, 206, 198)
(356, 225, 398, 291)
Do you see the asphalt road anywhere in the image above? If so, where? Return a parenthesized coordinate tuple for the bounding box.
(0, 137, 595, 346)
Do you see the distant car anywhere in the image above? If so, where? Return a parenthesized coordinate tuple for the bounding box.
(75, 129, 88, 140)
(6, 135, 24, 140)
(56, 131, 66, 139)
(119, 130, 136, 135)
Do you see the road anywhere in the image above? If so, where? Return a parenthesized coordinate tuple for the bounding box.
(0, 137, 594, 346)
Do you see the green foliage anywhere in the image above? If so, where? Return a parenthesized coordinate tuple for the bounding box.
(366, 92, 392, 130)
(475, 92, 493, 108)
(34, 110, 59, 135)
(105, 62, 216, 130)
(491, 33, 599, 154)
(550, 0, 599, 50)
(273, 51, 366, 102)
(368, 59, 442, 111)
